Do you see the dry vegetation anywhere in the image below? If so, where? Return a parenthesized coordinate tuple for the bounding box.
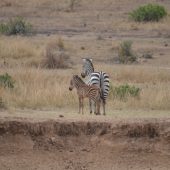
(0, 64, 170, 111)
(0, 0, 170, 112)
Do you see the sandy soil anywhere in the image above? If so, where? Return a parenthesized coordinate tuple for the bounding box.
(0, 111, 170, 170)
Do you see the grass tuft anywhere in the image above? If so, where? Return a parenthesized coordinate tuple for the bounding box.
(118, 40, 137, 64)
(42, 40, 70, 69)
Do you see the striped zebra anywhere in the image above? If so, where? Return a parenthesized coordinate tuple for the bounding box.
(69, 75, 101, 115)
(81, 58, 110, 115)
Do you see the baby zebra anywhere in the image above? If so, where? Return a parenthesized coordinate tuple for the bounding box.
(69, 75, 101, 115)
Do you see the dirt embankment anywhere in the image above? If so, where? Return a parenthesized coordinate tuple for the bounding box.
(0, 118, 170, 170)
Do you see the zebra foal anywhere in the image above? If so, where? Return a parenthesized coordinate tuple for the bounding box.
(69, 75, 101, 115)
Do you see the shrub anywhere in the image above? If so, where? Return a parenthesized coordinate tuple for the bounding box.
(118, 40, 137, 64)
(0, 17, 32, 35)
(0, 73, 15, 88)
(130, 4, 167, 22)
(42, 40, 70, 69)
(112, 84, 140, 101)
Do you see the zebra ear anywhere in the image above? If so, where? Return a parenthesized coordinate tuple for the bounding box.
(74, 75, 79, 78)
(82, 58, 86, 62)
(82, 58, 92, 62)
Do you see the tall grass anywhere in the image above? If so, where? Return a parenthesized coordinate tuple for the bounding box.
(0, 37, 41, 60)
(1, 65, 170, 110)
(1, 68, 77, 109)
(0, 37, 169, 111)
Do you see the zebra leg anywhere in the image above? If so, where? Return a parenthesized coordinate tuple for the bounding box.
(95, 102, 98, 115)
(94, 101, 97, 115)
(97, 99, 101, 115)
(89, 98, 92, 114)
(93, 101, 97, 115)
(96, 99, 101, 115)
(102, 100, 106, 115)
(78, 97, 81, 114)
(82, 98, 84, 114)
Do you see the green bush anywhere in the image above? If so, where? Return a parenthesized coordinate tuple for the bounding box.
(0, 17, 32, 35)
(0, 73, 15, 88)
(112, 84, 140, 101)
(130, 4, 167, 22)
(118, 40, 137, 64)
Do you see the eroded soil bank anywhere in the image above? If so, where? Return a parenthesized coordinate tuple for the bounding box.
(0, 117, 170, 170)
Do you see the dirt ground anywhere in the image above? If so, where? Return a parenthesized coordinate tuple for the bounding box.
(0, 110, 170, 170)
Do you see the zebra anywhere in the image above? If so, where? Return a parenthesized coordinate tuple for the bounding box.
(69, 75, 101, 115)
(81, 58, 110, 115)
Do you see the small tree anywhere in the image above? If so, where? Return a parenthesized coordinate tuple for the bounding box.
(118, 40, 137, 64)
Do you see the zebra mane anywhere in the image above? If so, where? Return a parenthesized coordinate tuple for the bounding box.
(85, 58, 94, 72)
(73, 75, 85, 84)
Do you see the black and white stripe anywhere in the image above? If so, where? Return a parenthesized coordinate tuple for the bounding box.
(69, 75, 101, 115)
(81, 58, 110, 115)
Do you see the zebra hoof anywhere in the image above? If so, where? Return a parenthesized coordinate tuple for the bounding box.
(95, 112, 100, 115)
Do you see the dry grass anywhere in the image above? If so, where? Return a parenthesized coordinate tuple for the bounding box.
(0, 38, 38, 59)
(0, 36, 169, 111)
(0, 36, 70, 67)
(1, 68, 77, 109)
(42, 39, 70, 69)
(109, 83, 170, 110)
(0, 36, 42, 67)
(0, 0, 169, 112)
(0, 65, 170, 111)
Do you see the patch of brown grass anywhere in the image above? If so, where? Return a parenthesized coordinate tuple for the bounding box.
(115, 67, 170, 84)
(0, 36, 72, 68)
(1, 68, 77, 109)
(1, 65, 170, 110)
(97, 64, 170, 84)
(0, 36, 42, 68)
(42, 39, 70, 69)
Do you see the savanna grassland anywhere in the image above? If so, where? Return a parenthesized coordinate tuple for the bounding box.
(1, 1, 170, 170)
(0, 0, 170, 113)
